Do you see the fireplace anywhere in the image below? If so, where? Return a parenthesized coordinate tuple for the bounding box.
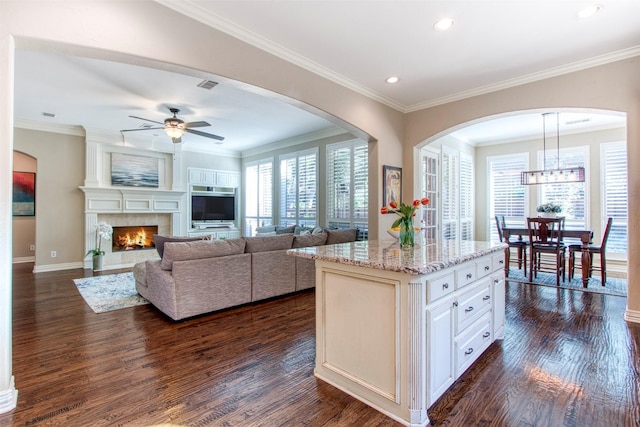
(112, 225, 158, 252)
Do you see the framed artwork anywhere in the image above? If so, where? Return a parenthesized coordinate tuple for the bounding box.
(111, 153, 159, 188)
(13, 171, 36, 216)
(383, 165, 402, 209)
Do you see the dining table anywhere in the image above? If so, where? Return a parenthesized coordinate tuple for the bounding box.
(501, 224, 594, 287)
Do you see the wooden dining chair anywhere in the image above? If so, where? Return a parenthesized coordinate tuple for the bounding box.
(526, 217, 566, 286)
(495, 215, 527, 276)
(568, 217, 613, 286)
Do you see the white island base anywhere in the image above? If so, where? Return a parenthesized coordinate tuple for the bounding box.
(291, 240, 506, 426)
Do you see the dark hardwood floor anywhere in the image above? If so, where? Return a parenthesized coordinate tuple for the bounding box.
(1, 263, 639, 426)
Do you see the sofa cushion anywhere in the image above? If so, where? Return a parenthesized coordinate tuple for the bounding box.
(255, 225, 277, 236)
(326, 228, 358, 245)
(160, 238, 246, 270)
(275, 225, 296, 235)
(244, 234, 295, 253)
(292, 232, 328, 248)
(294, 225, 314, 235)
(154, 234, 208, 258)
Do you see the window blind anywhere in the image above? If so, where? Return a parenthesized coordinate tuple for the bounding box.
(601, 141, 628, 253)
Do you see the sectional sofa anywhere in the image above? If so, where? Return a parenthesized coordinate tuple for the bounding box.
(133, 229, 358, 320)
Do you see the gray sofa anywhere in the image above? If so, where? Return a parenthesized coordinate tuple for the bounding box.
(134, 229, 357, 320)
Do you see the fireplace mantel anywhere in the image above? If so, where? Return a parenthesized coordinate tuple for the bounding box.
(80, 186, 185, 214)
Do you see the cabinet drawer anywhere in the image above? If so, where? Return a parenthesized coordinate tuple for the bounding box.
(455, 312, 493, 377)
(426, 272, 455, 303)
(476, 257, 493, 279)
(455, 279, 492, 334)
(492, 252, 506, 272)
(455, 264, 476, 289)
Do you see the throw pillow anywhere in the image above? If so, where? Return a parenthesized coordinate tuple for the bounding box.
(275, 225, 296, 235)
(154, 235, 202, 258)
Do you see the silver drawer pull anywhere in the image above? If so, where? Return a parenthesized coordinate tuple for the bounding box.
(499, 260, 504, 265)
(443, 283, 449, 289)
(465, 348, 474, 355)
(483, 295, 490, 301)
(483, 332, 490, 338)
(494, 279, 499, 284)
(453, 301, 459, 307)
(465, 306, 474, 313)
(484, 265, 490, 271)
(466, 273, 473, 279)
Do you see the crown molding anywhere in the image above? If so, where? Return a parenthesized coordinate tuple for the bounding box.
(240, 126, 350, 158)
(14, 118, 85, 136)
(153, 2, 640, 114)
(406, 46, 640, 112)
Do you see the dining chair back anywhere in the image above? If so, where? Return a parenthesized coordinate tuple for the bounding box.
(568, 217, 613, 285)
(526, 216, 566, 285)
(495, 215, 528, 276)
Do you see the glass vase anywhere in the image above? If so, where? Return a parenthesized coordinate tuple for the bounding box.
(399, 217, 415, 249)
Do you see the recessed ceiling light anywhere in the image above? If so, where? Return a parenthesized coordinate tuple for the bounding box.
(385, 76, 400, 84)
(434, 18, 454, 31)
(577, 5, 601, 18)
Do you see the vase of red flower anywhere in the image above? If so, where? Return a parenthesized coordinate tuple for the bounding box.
(381, 197, 430, 248)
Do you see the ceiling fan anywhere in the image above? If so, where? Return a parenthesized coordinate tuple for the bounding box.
(121, 107, 224, 143)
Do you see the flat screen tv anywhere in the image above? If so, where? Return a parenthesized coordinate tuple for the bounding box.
(191, 195, 235, 222)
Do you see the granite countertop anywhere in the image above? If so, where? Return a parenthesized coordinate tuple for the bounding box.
(288, 239, 508, 275)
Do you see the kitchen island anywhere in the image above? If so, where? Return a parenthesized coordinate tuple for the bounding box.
(288, 239, 507, 427)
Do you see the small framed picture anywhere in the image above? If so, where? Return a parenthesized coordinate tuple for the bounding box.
(13, 171, 36, 216)
(383, 165, 402, 209)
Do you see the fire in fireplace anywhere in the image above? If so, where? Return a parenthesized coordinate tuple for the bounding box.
(112, 225, 158, 251)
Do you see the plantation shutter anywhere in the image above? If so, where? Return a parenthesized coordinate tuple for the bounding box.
(441, 147, 458, 240)
(279, 149, 318, 227)
(460, 153, 474, 240)
(244, 158, 274, 236)
(488, 154, 528, 243)
(420, 150, 438, 239)
(326, 140, 368, 234)
(601, 141, 628, 253)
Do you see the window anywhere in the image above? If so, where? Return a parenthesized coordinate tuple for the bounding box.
(244, 158, 273, 236)
(538, 146, 588, 229)
(487, 153, 528, 243)
(280, 149, 318, 227)
(601, 141, 628, 253)
(326, 141, 368, 237)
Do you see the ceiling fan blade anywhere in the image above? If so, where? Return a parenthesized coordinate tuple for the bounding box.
(129, 115, 165, 126)
(184, 121, 210, 129)
(120, 127, 164, 132)
(186, 128, 225, 141)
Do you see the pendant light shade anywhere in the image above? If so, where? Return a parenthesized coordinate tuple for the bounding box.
(520, 112, 586, 185)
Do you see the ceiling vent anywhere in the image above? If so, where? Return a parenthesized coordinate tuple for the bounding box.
(42, 112, 55, 118)
(197, 80, 218, 90)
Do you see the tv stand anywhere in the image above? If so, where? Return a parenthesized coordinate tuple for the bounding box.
(193, 222, 234, 230)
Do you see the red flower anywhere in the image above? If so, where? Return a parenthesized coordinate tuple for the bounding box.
(421, 197, 430, 205)
(412, 199, 420, 208)
(389, 200, 398, 209)
(380, 206, 389, 215)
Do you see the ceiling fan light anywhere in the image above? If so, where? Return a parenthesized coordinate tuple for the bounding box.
(164, 127, 184, 140)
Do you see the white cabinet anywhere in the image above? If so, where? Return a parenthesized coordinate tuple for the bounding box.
(188, 229, 240, 240)
(427, 295, 454, 405)
(189, 168, 216, 187)
(189, 167, 239, 189)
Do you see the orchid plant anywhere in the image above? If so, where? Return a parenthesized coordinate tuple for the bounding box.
(86, 221, 113, 257)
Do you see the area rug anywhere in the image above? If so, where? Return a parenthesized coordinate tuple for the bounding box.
(73, 272, 149, 313)
(505, 267, 627, 297)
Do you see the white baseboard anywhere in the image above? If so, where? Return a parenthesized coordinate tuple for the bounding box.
(624, 308, 640, 324)
(0, 376, 18, 414)
(33, 261, 84, 273)
(12, 256, 35, 264)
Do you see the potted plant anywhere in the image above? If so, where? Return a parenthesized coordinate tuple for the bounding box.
(86, 221, 113, 271)
(536, 202, 562, 218)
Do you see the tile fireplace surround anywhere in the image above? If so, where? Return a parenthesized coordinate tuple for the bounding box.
(81, 187, 185, 270)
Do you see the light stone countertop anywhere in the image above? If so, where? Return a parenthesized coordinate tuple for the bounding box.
(288, 239, 508, 276)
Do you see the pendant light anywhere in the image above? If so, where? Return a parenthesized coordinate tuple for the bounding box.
(520, 112, 585, 185)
